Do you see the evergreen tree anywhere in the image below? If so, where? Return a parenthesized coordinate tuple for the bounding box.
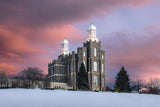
(114, 66, 131, 92)
(77, 63, 89, 90)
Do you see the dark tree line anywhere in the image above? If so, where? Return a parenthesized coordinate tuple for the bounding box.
(43, 75, 51, 89)
(0, 64, 159, 94)
(15, 67, 45, 88)
(0, 67, 50, 89)
(147, 78, 160, 94)
(0, 71, 8, 88)
(131, 80, 143, 93)
(114, 66, 160, 94)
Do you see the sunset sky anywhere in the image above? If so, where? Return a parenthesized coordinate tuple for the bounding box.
(0, 0, 160, 85)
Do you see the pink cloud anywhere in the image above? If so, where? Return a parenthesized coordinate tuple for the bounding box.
(102, 25, 160, 83)
(0, 0, 157, 28)
(0, 63, 20, 76)
(0, 0, 159, 84)
(0, 24, 83, 75)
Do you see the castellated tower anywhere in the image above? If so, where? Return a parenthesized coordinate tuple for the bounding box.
(78, 23, 105, 91)
(48, 23, 106, 91)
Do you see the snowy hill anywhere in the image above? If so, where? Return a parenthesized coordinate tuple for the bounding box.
(0, 89, 159, 107)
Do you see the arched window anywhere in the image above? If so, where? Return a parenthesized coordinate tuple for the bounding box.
(83, 52, 85, 56)
(51, 69, 53, 75)
(67, 63, 69, 74)
(94, 61, 97, 71)
(102, 64, 104, 73)
(51, 69, 53, 82)
(102, 78, 104, 87)
(102, 55, 104, 59)
(94, 76, 98, 86)
(78, 62, 79, 71)
(94, 48, 97, 56)
(70, 62, 72, 72)
(61, 68, 64, 74)
(83, 61, 85, 66)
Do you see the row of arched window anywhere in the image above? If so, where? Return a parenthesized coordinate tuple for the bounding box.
(93, 76, 105, 87)
(67, 62, 72, 73)
(94, 48, 97, 56)
(51, 69, 53, 75)
(51, 61, 104, 73)
(94, 76, 98, 86)
(93, 61, 104, 73)
(94, 48, 104, 59)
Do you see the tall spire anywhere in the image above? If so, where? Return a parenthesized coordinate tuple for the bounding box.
(61, 39, 70, 55)
(86, 23, 98, 42)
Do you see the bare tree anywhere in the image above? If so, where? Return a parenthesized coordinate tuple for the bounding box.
(43, 75, 51, 89)
(147, 78, 160, 94)
(131, 80, 144, 92)
(0, 71, 8, 88)
(18, 67, 44, 88)
(13, 76, 24, 88)
(147, 78, 160, 89)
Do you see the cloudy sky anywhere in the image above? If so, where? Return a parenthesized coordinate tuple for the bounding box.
(0, 0, 160, 85)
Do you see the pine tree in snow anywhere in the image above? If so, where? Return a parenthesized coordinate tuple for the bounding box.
(77, 63, 89, 90)
(114, 66, 131, 92)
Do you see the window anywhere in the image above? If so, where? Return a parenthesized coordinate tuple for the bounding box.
(67, 63, 69, 74)
(51, 77, 53, 82)
(83, 52, 85, 56)
(78, 62, 79, 71)
(102, 55, 104, 59)
(51, 69, 53, 82)
(102, 64, 104, 73)
(94, 76, 98, 86)
(51, 69, 53, 75)
(94, 61, 97, 71)
(94, 48, 97, 56)
(61, 68, 64, 74)
(70, 62, 72, 72)
(83, 61, 85, 66)
(102, 78, 104, 87)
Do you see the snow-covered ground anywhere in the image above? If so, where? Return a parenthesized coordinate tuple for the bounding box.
(0, 89, 159, 107)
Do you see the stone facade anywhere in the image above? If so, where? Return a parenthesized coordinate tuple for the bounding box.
(48, 24, 106, 91)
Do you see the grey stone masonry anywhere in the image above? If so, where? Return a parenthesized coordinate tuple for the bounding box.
(48, 40, 106, 91)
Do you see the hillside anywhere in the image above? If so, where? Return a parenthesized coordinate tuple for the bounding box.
(0, 89, 159, 107)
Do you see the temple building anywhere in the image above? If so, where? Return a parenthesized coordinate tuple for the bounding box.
(48, 24, 106, 91)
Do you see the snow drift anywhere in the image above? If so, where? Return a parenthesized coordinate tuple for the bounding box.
(0, 89, 159, 107)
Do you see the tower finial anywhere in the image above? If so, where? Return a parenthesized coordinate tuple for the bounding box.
(86, 23, 98, 42)
(61, 39, 70, 55)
